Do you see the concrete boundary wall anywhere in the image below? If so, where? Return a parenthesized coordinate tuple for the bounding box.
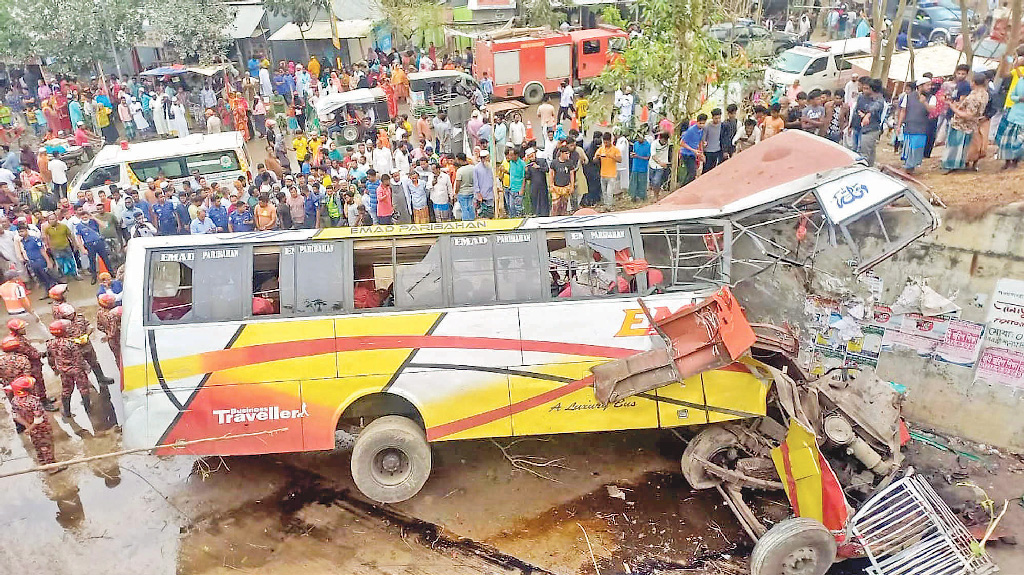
(735, 205, 1024, 450)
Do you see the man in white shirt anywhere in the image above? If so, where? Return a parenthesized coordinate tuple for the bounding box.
(371, 139, 394, 175)
(508, 117, 526, 148)
(558, 80, 575, 124)
(48, 152, 69, 196)
(200, 84, 217, 109)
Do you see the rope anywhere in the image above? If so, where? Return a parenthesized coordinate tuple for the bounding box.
(0, 427, 289, 480)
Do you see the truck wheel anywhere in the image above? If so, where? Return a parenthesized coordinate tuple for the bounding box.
(523, 83, 545, 105)
(351, 415, 431, 504)
(750, 518, 836, 575)
(681, 425, 743, 490)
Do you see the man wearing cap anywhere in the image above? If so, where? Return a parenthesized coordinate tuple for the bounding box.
(46, 318, 93, 417)
(7, 318, 52, 409)
(0, 269, 42, 321)
(473, 149, 495, 218)
(7, 376, 57, 466)
(897, 79, 935, 174)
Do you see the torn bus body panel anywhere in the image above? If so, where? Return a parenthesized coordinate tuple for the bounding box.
(591, 287, 756, 405)
(620, 131, 940, 288)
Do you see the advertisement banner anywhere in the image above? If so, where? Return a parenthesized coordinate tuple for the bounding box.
(975, 347, 1024, 387)
(935, 320, 985, 367)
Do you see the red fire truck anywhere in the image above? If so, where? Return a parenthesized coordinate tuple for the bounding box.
(473, 26, 627, 104)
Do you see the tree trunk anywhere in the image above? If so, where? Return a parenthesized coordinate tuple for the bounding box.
(907, 18, 917, 80)
(1008, 0, 1022, 72)
(108, 33, 124, 78)
(958, 0, 973, 64)
(870, 0, 885, 76)
(299, 26, 311, 62)
(879, 0, 910, 82)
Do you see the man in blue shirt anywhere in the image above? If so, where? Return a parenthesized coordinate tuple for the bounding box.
(190, 208, 217, 234)
(303, 186, 322, 229)
(16, 224, 56, 292)
(228, 201, 255, 232)
(680, 114, 707, 185)
(151, 193, 179, 236)
(473, 150, 495, 218)
(854, 78, 885, 166)
(207, 200, 229, 232)
(174, 191, 192, 234)
(120, 196, 144, 230)
(363, 170, 380, 224)
(629, 134, 652, 201)
(74, 211, 111, 284)
(248, 57, 260, 79)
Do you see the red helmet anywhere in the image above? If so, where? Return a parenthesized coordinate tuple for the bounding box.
(97, 293, 117, 308)
(53, 303, 76, 320)
(6, 318, 27, 333)
(48, 284, 68, 300)
(49, 319, 72, 337)
(1, 335, 20, 352)
(10, 375, 34, 395)
(113, 306, 123, 318)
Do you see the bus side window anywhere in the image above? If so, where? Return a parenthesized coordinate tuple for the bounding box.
(640, 225, 723, 290)
(394, 237, 443, 308)
(548, 228, 636, 298)
(495, 232, 544, 302)
(192, 247, 247, 322)
(294, 242, 345, 315)
(150, 254, 194, 322)
(352, 240, 394, 309)
(252, 246, 283, 316)
(451, 235, 496, 306)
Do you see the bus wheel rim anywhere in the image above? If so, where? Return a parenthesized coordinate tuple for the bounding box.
(372, 447, 411, 486)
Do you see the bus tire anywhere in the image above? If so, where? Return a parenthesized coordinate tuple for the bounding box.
(523, 82, 546, 105)
(681, 425, 742, 490)
(351, 415, 431, 504)
(750, 518, 836, 575)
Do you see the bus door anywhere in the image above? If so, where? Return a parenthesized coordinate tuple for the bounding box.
(514, 229, 659, 436)
(145, 245, 309, 455)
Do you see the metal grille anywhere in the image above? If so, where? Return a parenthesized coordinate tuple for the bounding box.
(851, 474, 999, 575)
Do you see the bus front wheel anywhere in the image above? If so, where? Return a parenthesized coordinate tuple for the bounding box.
(351, 415, 431, 503)
(750, 518, 836, 575)
(523, 83, 546, 105)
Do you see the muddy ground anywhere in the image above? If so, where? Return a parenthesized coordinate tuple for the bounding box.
(1, 273, 1022, 575)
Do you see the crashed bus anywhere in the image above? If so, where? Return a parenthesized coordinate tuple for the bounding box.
(120, 132, 991, 574)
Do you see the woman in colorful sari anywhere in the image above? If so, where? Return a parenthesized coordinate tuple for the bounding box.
(391, 65, 410, 104)
(380, 75, 398, 119)
(216, 98, 232, 131)
(42, 102, 59, 138)
(942, 74, 988, 172)
(230, 92, 250, 140)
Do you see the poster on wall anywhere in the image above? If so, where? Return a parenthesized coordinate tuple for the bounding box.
(935, 320, 985, 367)
(982, 278, 1024, 352)
(975, 347, 1024, 388)
(848, 325, 884, 368)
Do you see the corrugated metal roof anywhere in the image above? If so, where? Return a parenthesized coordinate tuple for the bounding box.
(268, 20, 373, 42)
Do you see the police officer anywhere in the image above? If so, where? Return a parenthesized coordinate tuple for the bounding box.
(7, 318, 56, 411)
(7, 375, 57, 468)
(95, 294, 121, 369)
(46, 319, 92, 417)
(52, 303, 114, 385)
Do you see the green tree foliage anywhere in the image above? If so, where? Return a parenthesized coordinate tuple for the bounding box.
(146, 0, 235, 64)
(263, 0, 329, 59)
(523, 0, 566, 28)
(373, 0, 446, 43)
(595, 0, 728, 185)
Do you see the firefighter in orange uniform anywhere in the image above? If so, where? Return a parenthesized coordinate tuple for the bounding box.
(7, 376, 57, 468)
(7, 318, 56, 410)
(95, 294, 121, 368)
(46, 319, 92, 417)
(52, 302, 114, 385)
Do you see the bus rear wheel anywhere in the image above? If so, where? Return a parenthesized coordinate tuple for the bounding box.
(351, 415, 431, 503)
(750, 518, 836, 575)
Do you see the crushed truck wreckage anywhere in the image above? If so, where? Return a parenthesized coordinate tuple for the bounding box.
(585, 132, 994, 575)
(590, 287, 998, 575)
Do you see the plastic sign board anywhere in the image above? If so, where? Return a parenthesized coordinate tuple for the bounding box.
(814, 170, 908, 225)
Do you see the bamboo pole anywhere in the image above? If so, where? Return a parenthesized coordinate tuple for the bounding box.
(0, 427, 289, 480)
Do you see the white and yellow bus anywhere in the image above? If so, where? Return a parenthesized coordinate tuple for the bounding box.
(120, 152, 938, 506)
